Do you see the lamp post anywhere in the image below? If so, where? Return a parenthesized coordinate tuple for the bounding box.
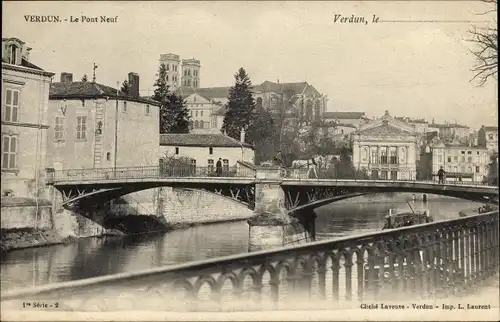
(114, 81, 119, 176)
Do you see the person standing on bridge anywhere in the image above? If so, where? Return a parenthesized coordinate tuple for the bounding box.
(438, 166, 446, 184)
(216, 158, 223, 177)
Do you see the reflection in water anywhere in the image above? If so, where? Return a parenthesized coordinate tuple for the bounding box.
(1, 194, 481, 292)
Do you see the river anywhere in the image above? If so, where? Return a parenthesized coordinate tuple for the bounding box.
(0, 193, 482, 292)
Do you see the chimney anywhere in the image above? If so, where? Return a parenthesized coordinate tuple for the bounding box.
(240, 128, 246, 143)
(128, 72, 140, 98)
(22, 47, 32, 62)
(60, 72, 73, 84)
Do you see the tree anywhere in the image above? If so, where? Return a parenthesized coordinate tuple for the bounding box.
(81, 74, 88, 82)
(152, 64, 191, 134)
(120, 80, 130, 95)
(247, 108, 276, 163)
(222, 68, 256, 140)
(334, 147, 357, 179)
(469, 0, 497, 86)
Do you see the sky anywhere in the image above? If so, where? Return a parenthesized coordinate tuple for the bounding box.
(3, 1, 498, 129)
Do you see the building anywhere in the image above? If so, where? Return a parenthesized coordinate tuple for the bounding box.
(323, 111, 367, 129)
(428, 120, 470, 141)
(158, 132, 255, 172)
(184, 92, 222, 134)
(1, 37, 55, 199)
(176, 80, 327, 134)
(46, 72, 160, 171)
(181, 58, 201, 88)
(477, 125, 498, 154)
(394, 117, 429, 134)
(426, 141, 490, 182)
(159, 53, 180, 89)
(352, 111, 419, 180)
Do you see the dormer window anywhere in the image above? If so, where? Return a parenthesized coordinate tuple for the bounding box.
(7, 44, 19, 65)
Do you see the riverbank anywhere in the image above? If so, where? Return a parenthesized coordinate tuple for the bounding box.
(166, 216, 253, 231)
(0, 228, 74, 253)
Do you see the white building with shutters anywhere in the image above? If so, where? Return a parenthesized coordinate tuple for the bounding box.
(352, 111, 419, 180)
(1, 37, 55, 199)
(46, 72, 160, 171)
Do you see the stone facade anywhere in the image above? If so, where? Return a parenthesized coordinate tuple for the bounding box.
(478, 125, 498, 154)
(47, 74, 160, 170)
(159, 133, 255, 169)
(1, 37, 54, 199)
(352, 111, 418, 180)
(428, 142, 490, 182)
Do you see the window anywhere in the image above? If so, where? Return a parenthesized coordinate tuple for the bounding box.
(145, 105, 150, 115)
(200, 110, 203, 116)
(3, 89, 20, 122)
(190, 159, 196, 167)
(8, 44, 18, 64)
(123, 101, 127, 113)
(175, 147, 179, 155)
(166, 64, 169, 71)
(389, 149, 397, 164)
(106, 152, 111, 161)
(467, 156, 472, 163)
(467, 151, 472, 155)
(195, 110, 198, 117)
(1, 135, 17, 170)
(380, 149, 388, 164)
(461, 151, 465, 154)
(194, 120, 199, 128)
(54, 117, 65, 141)
(438, 155, 442, 163)
(208, 159, 214, 172)
(371, 151, 377, 164)
(188, 69, 191, 76)
(222, 159, 229, 172)
(76, 116, 87, 140)
(454, 156, 458, 161)
(190, 110, 193, 116)
(188, 79, 191, 86)
(461, 156, 465, 163)
(447, 157, 452, 163)
(476, 166, 480, 173)
(199, 120, 204, 129)
(477, 151, 480, 155)
(488, 134, 494, 140)
(81, 99, 85, 107)
(166, 75, 169, 81)
(209, 147, 213, 155)
(362, 148, 368, 162)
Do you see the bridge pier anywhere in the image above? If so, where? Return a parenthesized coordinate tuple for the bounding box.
(248, 167, 313, 252)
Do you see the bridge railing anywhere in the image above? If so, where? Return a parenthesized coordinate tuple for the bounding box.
(281, 168, 497, 187)
(3, 211, 499, 311)
(48, 165, 256, 183)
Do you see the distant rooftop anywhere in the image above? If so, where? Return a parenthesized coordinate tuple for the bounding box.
(160, 133, 254, 149)
(324, 111, 366, 120)
(50, 81, 158, 105)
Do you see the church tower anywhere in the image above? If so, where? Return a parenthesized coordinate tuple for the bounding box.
(181, 58, 200, 88)
(159, 53, 180, 90)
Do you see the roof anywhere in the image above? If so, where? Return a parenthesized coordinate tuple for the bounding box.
(324, 112, 366, 120)
(2, 58, 54, 77)
(50, 81, 159, 105)
(482, 126, 498, 132)
(176, 80, 323, 101)
(357, 122, 414, 137)
(213, 105, 226, 116)
(431, 123, 470, 129)
(160, 133, 254, 149)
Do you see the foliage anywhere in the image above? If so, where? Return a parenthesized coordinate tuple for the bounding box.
(81, 74, 88, 82)
(484, 156, 498, 185)
(153, 63, 191, 134)
(469, 0, 498, 86)
(120, 80, 130, 95)
(222, 68, 256, 140)
(247, 108, 277, 163)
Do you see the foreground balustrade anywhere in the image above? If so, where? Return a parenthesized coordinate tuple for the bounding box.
(3, 212, 498, 312)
